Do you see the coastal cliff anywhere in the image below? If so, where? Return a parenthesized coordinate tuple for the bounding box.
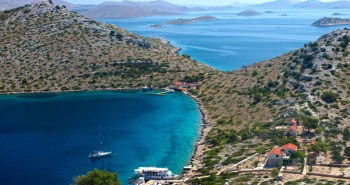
(312, 17, 350, 26)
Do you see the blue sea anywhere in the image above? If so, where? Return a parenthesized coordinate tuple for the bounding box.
(101, 8, 350, 71)
(0, 91, 202, 184)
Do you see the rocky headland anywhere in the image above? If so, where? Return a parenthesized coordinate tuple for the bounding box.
(312, 17, 350, 26)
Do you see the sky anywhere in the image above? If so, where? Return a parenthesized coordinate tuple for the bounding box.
(65, 0, 344, 6)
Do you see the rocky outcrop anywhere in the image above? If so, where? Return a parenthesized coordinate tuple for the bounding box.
(124, 37, 152, 49)
(312, 17, 350, 27)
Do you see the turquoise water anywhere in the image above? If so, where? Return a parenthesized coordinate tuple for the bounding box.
(101, 8, 350, 71)
(0, 91, 202, 184)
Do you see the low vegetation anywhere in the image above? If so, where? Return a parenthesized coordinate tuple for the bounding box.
(71, 169, 121, 185)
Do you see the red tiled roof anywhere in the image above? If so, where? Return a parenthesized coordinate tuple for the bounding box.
(291, 118, 297, 125)
(174, 81, 181, 86)
(281, 143, 298, 151)
(268, 148, 283, 155)
(289, 125, 298, 131)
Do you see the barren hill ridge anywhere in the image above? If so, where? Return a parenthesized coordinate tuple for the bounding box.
(0, 0, 212, 93)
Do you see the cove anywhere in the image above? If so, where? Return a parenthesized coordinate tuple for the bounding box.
(0, 91, 202, 184)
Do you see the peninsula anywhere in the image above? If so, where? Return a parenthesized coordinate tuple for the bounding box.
(311, 17, 350, 26)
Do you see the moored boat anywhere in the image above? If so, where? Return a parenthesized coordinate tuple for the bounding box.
(88, 151, 112, 159)
(164, 88, 175, 93)
(142, 86, 153, 92)
(89, 125, 112, 160)
(134, 167, 179, 180)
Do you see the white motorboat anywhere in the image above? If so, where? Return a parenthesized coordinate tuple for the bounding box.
(134, 166, 178, 180)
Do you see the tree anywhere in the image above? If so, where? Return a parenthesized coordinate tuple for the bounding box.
(332, 154, 345, 164)
(116, 33, 123, 40)
(302, 117, 318, 133)
(343, 127, 350, 140)
(252, 70, 258, 77)
(109, 30, 115, 36)
(309, 144, 321, 155)
(290, 151, 305, 165)
(271, 168, 280, 179)
(256, 146, 268, 162)
(321, 91, 338, 103)
(308, 140, 328, 155)
(344, 147, 350, 160)
(253, 93, 262, 104)
(72, 169, 121, 185)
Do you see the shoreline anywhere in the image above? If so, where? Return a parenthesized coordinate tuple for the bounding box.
(184, 92, 213, 179)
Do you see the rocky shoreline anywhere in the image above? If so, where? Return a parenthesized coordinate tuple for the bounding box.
(183, 92, 213, 179)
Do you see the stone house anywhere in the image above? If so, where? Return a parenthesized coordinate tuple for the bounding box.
(267, 148, 284, 167)
(285, 125, 298, 137)
(288, 118, 298, 126)
(267, 143, 298, 167)
(280, 143, 298, 156)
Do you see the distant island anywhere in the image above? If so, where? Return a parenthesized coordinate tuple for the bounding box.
(236, 9, 261, 16)
(311, 17, 350, 26)
(164, 15, 218, 25)
(147, 24, 166, 28)
(332, 13, 347, 16)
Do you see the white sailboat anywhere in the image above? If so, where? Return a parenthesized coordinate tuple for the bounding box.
(89, 125, 112, 160)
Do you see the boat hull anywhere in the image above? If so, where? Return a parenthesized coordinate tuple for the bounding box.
(134, 167, 178, 180)
(88, 151, 112, 160)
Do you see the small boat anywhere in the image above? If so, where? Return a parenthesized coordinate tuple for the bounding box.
(88, 151, 112, 159)
(134, 166, 179, 180)
(183, 165, 192, 170)
(129, 177, 145, 185)
(164, 88, 175, 93)
(89, 125, 112, 160)
(142, 86, 153, 92)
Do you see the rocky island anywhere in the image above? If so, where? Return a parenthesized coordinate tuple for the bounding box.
(236, 9, 261, 16)
(332, 13, 347, 16)
(312, 17, 350, 26)
(164, 15, 218, 25)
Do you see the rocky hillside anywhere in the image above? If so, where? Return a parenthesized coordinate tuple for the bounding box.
(198, 28, 350, 127)
(0, 1, 212, 93)
(0, 0, 76, 11)
(187, 28, 350, 184)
